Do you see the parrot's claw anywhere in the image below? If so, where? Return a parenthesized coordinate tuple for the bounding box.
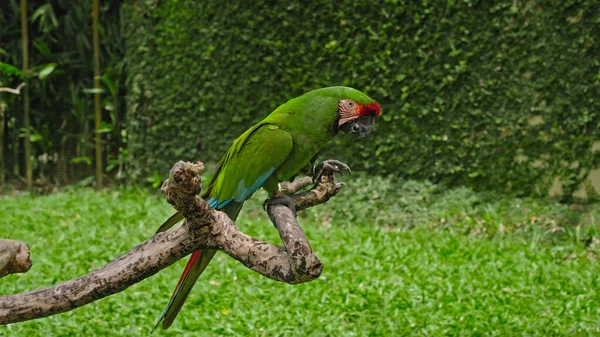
(312, 159, 351, 184)
(264, 194, 297, 219)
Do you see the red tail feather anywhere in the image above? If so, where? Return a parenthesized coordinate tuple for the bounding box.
(171, 250, 202, 295)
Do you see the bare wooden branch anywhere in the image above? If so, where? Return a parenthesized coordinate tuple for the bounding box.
(294, 175, 344, 211)
(0, 83, 26, 95)
(0, 160, 344, 324)
(0, 239, 32, 278)
(280, 176, 312, 195)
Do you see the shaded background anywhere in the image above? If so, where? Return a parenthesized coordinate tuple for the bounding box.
(1, 0, 600, 200)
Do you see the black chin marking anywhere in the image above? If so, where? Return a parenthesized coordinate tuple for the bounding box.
(340, 116, 375, 140)
(339, 121, 354, 134)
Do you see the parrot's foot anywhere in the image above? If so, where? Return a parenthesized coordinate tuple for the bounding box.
(312, 159, 351, 185)
(264, 194, 297, 218)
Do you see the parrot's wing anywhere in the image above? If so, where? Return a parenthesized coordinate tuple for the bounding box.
(204, 123, 293, 207)
(153, 124, 293, 331)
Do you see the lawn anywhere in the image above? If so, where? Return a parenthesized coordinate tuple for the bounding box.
(1, 177, 600, 336)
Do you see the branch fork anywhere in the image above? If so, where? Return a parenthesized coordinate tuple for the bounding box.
(0, 159, 345, 324)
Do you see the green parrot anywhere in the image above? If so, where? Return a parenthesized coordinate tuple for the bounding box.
(153, 86, 381, 330)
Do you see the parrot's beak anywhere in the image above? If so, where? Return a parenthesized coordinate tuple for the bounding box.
(339, 115, 375, 140)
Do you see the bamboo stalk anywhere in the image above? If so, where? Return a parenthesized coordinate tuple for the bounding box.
(0, 102, 5, 191)
(21, 0, 32, 190)
(93, 0, 102, 189)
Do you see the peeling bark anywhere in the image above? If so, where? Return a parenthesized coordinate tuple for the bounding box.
(0, 160, 344, 324)
(0, 239, 32, 278)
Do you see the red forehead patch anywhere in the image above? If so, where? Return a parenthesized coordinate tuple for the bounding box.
(359, 102, 381, 117)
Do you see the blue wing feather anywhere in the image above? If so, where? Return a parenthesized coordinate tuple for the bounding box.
(207, 167, 276, 210)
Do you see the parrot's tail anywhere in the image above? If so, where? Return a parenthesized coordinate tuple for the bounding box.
(152, 201, 244, 332)
(155, 212, 184, 233)
(152, 248, 217, 331)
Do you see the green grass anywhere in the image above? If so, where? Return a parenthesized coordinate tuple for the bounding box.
(1, 178, 600, 336)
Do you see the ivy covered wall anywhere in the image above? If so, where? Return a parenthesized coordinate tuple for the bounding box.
(123, 0, 600, 199)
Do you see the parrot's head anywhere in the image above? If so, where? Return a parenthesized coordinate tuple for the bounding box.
(337, 98, 381, 140)
(272, 86, 380, 141)
(331, 88, 381, 140)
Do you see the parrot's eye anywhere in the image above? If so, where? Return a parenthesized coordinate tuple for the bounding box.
(338, 99, 358, 117)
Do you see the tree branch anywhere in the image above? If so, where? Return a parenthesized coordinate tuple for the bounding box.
(0, 83, 26, 95)
(0, 239, 32, 278)
(0, 160, 344, 324)
(280, 176, 312, 195)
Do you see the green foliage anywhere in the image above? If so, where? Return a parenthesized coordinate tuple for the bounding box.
(123, 0, 600, 198)
(249, 174, 600, 243)
(0, 62, 24, 78)
(0, 0, 125, 186)
(2, 183, 600, 336)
